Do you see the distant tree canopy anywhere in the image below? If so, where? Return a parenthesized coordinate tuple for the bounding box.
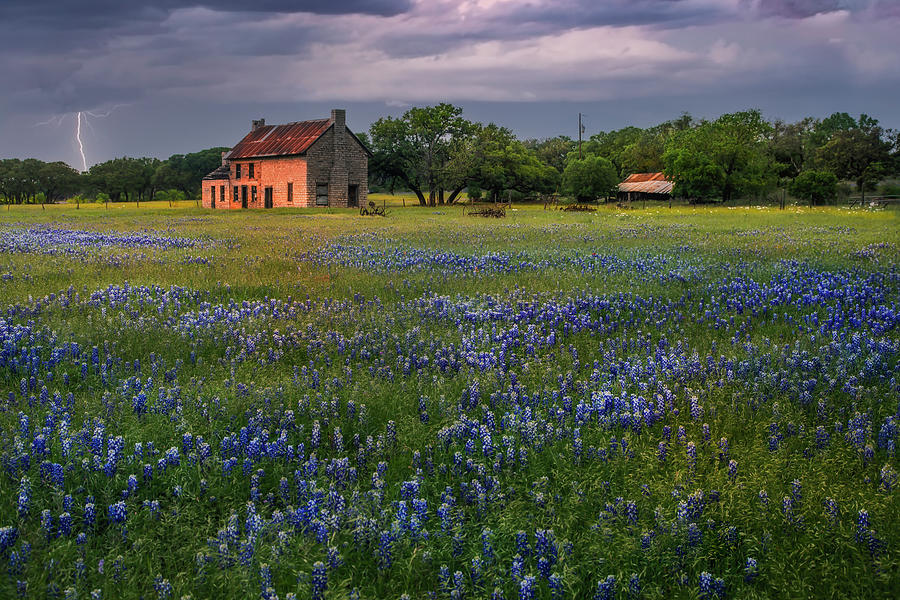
(0, 147, 228, 205)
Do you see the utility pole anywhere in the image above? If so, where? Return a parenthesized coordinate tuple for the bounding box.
(578, 113, 583, 159)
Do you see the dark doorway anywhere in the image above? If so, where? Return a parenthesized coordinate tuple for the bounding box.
(211, 186, 216, 209)
(264, 187, 273, 209)
(241, 186, 248, 209)
(348, 184, 359, 208)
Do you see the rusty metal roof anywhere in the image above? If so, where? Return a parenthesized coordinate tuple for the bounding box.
(618, 172, 674, 194)
(226, 119, 332, 159)
(202, 164, 230, 180)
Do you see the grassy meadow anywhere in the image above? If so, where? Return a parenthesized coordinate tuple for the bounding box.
(0, 201, 898, 599)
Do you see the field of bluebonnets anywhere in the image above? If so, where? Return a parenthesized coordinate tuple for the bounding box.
(0, 201, 898, 600)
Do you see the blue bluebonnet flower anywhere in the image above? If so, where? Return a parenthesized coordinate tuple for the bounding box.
(0, 526, 17, 553)
(518, 575, 536, 600)
(377, 531, 393, 569)
(856, 509, 869, 542)
(58, 513, 72, 537)
(153, 576, 172, 600)
(687, 523, 702, 546)
(17, 477, 31, 517)
(327, 546, 342, 570)
(535, 529, 557, 566)
(625, 500, 638, 524)
(108, 501, 127, 524)
(537, 557, 550, 579)
(791, 479, 802, 504)
(698, 572, 713, 599)
(745, 557, 758, 582)
(880, 463, 898, 491)
(259, 563, 272, 595)
(686, 442, 697, 472)
(470, 555, 485, 588)
(594, 575, 616, 600)
(515, 531, 529, 556)
(311, 561, 327, 600)
(628, 573, 640, 598)
(727, 459, 738, 482)
(453, 570, 466, 597)
(548, 573, 563, 599)
(40, 510, 54, 539)
(510, 553, 525, 580)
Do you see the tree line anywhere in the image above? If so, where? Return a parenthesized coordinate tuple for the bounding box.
(3, 107, 897, 207)
(0, 148, 228, 206)
(367, 105, 900, 206)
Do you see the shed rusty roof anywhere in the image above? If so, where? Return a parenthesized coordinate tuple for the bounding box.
(618, 172, 674, 194)
(226, 119, 332, 159)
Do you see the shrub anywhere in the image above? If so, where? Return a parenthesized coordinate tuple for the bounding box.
(790, 170, 838, 206)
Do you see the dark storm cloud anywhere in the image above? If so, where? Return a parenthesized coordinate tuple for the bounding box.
(497, 0, 730, 29)
(0, 0, 412, 25)
(1, 0, 899, 169)
(753, 0, 843, 17)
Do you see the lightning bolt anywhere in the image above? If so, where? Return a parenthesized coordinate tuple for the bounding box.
(34, 114, 66, 128)
(35, 104, 128, 172)
(85, 104, 126, 119)
(75, 112, 87, 172)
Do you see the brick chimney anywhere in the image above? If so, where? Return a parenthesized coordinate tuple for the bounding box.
(221, 151, 228, 166)
(330, 109, 348, 206)
(251, 118, 266, 131)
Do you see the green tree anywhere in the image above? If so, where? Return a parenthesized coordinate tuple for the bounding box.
(36, 161, 80, 209)
(467, 124, 559, 202)
(160, 148, 229, 197)
(561, 155, 618, 202)
(789, 170, 838, 206)
(768, 118, 816, 180)
(523, 136, 574, 176)
(0, 159, 25, 205)
(584, 127, 643, 175)
(807, 112, 857, 151)
(369, 104, 475, 206)
(817, 115, 893, 205)
(155, 189, 186, 207)
(663, 110, 775, 203)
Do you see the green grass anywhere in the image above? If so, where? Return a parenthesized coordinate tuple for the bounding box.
(0, 201, 898, 599)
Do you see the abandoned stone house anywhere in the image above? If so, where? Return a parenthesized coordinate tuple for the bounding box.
(202, 109, 369, 209)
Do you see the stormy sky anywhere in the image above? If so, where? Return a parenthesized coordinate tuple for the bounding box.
(2, 0, 898, 170)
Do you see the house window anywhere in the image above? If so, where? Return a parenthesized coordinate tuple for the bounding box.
(220, 185, 225, 205)
(248, 163, 255, 179)
(316, 183, 329, 206)
(233, 186, 239, 203)
(235, 163, 242, 179)
(287, 182, 293, 203)
(252, 186, 257, 204)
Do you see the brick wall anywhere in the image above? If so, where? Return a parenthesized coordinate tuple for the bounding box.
(202, 110, 368, 210)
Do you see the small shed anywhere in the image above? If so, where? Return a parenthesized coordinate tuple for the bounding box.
(617, 172, 674, 202)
